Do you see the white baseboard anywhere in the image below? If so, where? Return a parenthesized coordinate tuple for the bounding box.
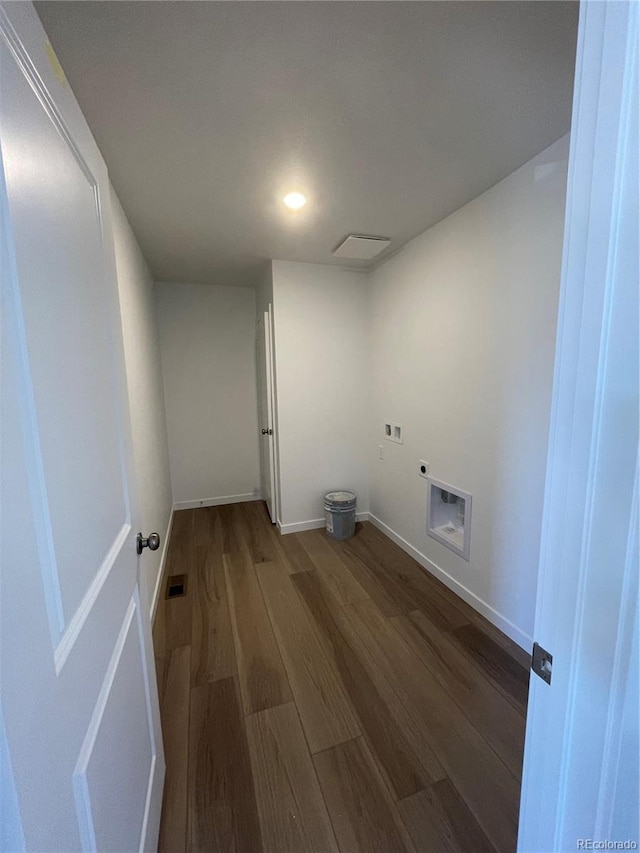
(173, 492, 262, 511)
(368, 513, 533, 653)
(279, 511, 370, 536)
(279, 518, 323, 535)
(150, 508, 174, 622)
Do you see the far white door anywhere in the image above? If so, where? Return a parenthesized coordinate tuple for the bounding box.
(0, 4, 163, 851)
(256, 308, 277, 522)
(518, 2, 638, 850)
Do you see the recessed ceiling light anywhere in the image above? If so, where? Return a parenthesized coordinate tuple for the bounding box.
(283, 192, 306, 210)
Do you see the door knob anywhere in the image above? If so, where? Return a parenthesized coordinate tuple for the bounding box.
(262, 428, 268, 434)
(136, 532, 160, 555)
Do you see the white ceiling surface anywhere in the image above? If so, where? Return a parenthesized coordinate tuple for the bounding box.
(36, 1, 578, 287)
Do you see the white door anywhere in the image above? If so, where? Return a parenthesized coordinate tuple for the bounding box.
(0, 4, 164, 851)
(256, 308, 277, 523)
(518, 2, 638, 850)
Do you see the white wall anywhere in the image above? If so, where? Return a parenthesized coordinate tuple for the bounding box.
(368, 136, 570, 648)
(111, 188, 173, 617)
(156, 282, 261, 507)
(272, 260, 370, 531)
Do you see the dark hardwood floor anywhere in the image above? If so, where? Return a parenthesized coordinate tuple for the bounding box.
(153, 502, 530, 853)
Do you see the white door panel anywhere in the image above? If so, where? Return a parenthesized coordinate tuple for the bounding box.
(267, 303, 280, 524)
(1, 4, 128, 641)
(75, 596, 154, 853)
(518, 2, 638, 849)
(256, 313, 272, 515)
(256, 309, 277, 523)
(0, 4, 163, 850)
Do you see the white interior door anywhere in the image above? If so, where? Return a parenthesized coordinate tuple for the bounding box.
(518, 2, 639, 850)
(256, 309, 277, 523)
(0, 4, 164, 851)
(267, 303, 281, 524)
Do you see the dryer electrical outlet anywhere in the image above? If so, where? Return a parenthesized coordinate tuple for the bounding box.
(418, 460, 430, 479)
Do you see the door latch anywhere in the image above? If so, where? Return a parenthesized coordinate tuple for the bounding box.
(532, 642, 553, 684)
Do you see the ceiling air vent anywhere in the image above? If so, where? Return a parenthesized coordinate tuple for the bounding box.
(333, 235, 391, 261)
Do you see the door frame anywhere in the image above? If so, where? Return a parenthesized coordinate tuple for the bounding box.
(267, 303, 281, 526)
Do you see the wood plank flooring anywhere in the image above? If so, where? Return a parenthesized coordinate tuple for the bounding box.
(188, 678, 262, 852)
(154, 502, 530, 853)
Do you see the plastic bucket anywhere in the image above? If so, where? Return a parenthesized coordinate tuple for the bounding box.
(324, 490, 357, 540)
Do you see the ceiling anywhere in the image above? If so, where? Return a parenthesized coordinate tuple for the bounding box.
(36, 1, 578, 287)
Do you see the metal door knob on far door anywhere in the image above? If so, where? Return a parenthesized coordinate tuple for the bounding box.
(136, 532, 160, 555)
(262, 428, 273, 435)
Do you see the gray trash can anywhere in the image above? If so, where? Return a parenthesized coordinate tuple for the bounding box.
(324, 490, 357, 540)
